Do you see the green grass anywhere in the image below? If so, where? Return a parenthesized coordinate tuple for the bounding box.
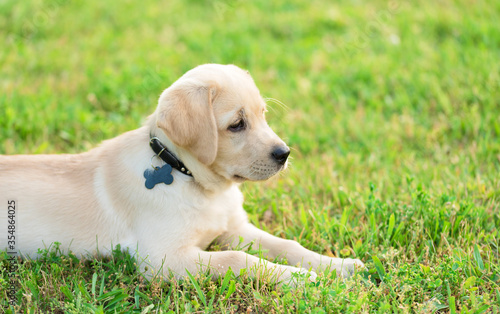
(1, 0, 500, 312)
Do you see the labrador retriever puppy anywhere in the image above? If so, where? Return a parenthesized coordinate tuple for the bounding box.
(0, 64, 364, 284)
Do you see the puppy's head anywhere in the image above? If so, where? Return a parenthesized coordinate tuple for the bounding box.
(156, 64, 289, 182)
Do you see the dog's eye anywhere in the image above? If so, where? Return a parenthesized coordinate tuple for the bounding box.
(228, 119, 245, 132)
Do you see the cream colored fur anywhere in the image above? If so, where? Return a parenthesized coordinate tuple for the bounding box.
(0, 64, 364, 285)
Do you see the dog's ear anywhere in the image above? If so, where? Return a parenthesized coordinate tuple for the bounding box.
(156, 79, 218, 165)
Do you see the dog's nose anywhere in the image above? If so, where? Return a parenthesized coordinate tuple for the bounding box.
(272, 146, 290, 165)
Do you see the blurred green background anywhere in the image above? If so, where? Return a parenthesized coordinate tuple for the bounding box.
(1, 0, 500, 312)
(2, 0, 499, 198)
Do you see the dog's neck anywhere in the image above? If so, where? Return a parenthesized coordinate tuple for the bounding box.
(145, 116, 233, 194)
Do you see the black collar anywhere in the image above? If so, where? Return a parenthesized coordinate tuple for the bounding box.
(149, 137, 193, 177)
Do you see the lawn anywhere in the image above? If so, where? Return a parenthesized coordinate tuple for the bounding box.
(1, 0, 500, 312)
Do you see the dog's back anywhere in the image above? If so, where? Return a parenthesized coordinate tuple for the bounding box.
(0, 153, 106, 257)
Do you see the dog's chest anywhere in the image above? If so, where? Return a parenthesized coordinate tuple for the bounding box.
(183, 185, 245, 249)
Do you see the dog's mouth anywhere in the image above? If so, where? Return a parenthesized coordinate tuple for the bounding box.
(230, 160, 286, 183)
(233, 174, 247, 182)
(232, 170, 280, 182)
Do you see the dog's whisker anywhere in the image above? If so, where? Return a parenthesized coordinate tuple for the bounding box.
(264, 97, 289, 113)
(265, 97, 289, 109)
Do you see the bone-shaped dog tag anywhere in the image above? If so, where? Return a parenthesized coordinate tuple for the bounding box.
(144, 164, 174, 189)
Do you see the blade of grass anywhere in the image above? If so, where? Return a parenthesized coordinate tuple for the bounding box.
(186, 269, 207, 307)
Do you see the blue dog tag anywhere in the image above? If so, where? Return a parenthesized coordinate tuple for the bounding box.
(144, 164, 174, 189)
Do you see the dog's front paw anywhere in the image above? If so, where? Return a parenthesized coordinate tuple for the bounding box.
(320, 257, 365, 278)
(335, 258, 366, 278)
(296, 267, 318, 283)
(276, 266, 317, 287)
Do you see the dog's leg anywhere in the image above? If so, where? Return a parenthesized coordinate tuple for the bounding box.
(217, 223, 364, 278)
(140, 249, 316, 286)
